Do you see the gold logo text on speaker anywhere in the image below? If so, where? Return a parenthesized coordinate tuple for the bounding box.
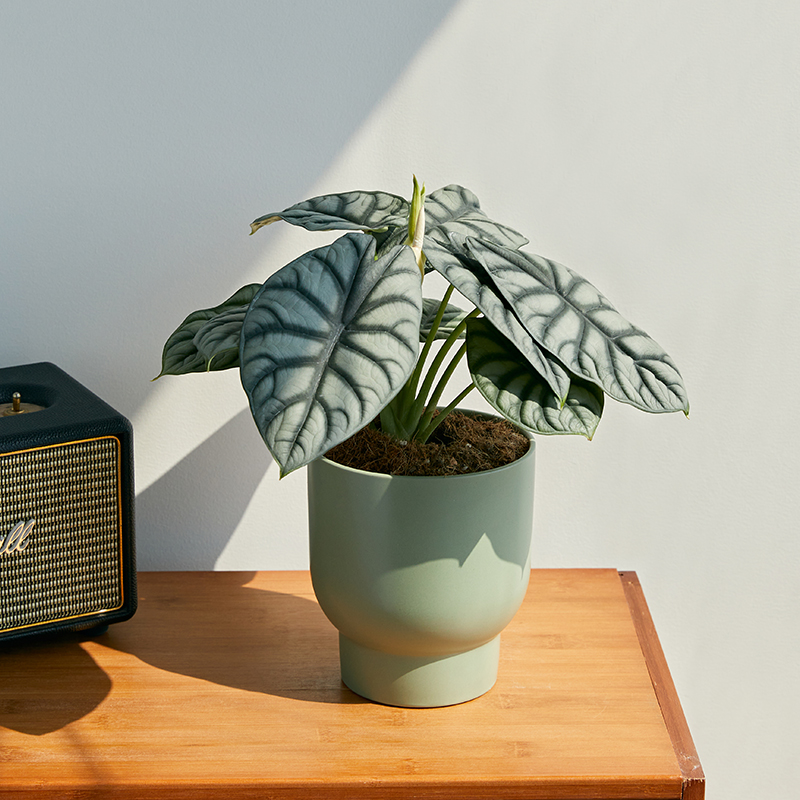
(0, 519, 35, 555)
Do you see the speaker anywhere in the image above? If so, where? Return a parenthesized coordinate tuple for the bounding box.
(0, 362, 136, 642)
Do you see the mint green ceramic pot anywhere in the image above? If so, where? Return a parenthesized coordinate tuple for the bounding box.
(307, 428, 535, 708)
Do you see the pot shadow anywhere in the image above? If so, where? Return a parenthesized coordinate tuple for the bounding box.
(0, 573, 363, 736)
(99, 571, 364, 705)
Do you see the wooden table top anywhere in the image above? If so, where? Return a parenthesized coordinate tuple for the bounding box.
(0, 569, 703, 799)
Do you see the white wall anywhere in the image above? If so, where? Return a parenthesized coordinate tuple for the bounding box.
(2, 2, 798, 797)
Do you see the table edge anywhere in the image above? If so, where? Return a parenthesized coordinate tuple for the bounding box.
(618, 571, 705, 800)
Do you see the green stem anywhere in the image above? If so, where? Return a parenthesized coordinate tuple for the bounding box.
(414, 341, 468, 438)
(415, 383, 477, 444)
(409, 308, 480, 425)
(379, 402, 403, 439)
(385, 285, 456, 434)
(406, 284, 454, 401)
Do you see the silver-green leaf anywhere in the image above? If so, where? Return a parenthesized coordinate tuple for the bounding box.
(194, 307, 249, 370)
(424, 185, 528, 251)
(466, 239, 690, 415)
(467, 317, 603, 438)
(240, 233, 422, 476)
(157, 284, 261, 377)
(250, 191, 408, 235)
(419, 297, 469, 342)
(425, 240, 571, 404)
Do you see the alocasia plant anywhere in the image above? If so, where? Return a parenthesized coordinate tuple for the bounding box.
(159, 178, 689, 476)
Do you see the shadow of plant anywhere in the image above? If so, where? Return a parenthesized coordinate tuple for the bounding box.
(135, 409, 272, 569)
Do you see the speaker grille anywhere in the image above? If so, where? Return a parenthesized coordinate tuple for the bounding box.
(0, 437, 124, 632)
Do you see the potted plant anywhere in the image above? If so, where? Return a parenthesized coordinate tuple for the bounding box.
(158, 178, 688, 707)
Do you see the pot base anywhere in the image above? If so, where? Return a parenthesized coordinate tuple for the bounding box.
(339, 634, 500, 708)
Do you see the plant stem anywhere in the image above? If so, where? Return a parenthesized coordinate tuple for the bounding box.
(414, 341, 468, 438)
(379, 401, 404, 440)
(415, 383, 477, 444)
(409, 308, 480, 426)
(406, 284, 454, 401)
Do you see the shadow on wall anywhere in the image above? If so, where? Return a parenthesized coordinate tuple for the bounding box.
(0, 0, 461, 575)
(0, 1, 461, 418)
(135, 408, 272, 569)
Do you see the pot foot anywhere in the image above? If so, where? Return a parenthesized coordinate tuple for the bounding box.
(339, 634, 500, 707)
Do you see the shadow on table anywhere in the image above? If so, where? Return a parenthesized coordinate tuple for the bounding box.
(100, 571, 366, 705)
(0, 630, 114, 736)
(0, 573, 363, 736)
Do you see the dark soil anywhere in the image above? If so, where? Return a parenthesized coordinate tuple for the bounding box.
(324, 411, 530, 476)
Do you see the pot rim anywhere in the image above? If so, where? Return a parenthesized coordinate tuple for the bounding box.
(315, 408, 535, 481)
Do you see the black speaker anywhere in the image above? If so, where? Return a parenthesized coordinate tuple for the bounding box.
(0, 362, 136, 642)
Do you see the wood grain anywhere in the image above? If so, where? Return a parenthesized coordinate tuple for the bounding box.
(0, 569, 700, 799)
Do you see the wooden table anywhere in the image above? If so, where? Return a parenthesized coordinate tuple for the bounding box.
(0, 570, 704, 799)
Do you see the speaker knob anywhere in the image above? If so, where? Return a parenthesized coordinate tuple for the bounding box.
(0, 392, 46, 416)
